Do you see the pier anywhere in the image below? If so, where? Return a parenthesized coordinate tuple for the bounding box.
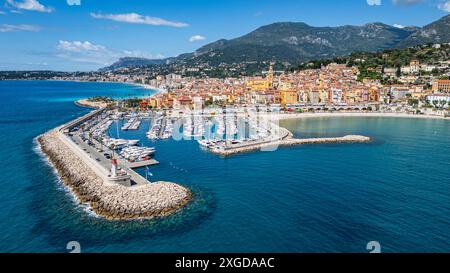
(147, 115, 174, 140)
(206, 122, 371, 156)
(121, 117, 141, 131)
(210, 134, 371, 156)
(38, 109, 191, 220)
(128, 159, 160, 169)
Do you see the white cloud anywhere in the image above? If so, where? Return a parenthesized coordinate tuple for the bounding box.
(90, 12, 189, 28)
(57, 40, 113, 65)
(27, 62, 48, 66)
(393, 24, 405, 28)
(0, 10, 6, 15)
(121, 50, 164, 59)
(367, 0, 382, 5)
(56, 40, 163, 65)
(438, 1, 450, 12)
(0, 24, 41, 32)
(6, 0, 54, 13)
(189, 35, 206, 42)
(57, 40, 107, 52)
(67, 0, 81, 6)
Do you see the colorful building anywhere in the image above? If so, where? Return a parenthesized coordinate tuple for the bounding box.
(280, 90, 298, 105)
(433, 80, 450, 93)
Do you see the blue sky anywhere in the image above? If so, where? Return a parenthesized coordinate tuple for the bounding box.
(0, 0, 449, 71)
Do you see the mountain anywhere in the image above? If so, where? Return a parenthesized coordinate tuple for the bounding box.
(99, 57, 166, 71)
(397, 15, 450, 47)
(178, 22, 416, 65)
(101, 15, 450, 72)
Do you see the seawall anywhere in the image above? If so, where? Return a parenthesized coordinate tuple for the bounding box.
(211, 135, 371, 156)
(38, 130, 191, 221)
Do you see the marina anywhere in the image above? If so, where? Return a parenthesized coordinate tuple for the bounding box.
(59, 106, 373, 196)
(37, 106, 191, 220)
(147, 115, 174, 140)
(88, 108, 373, 157)
(121, 117, 141, 131)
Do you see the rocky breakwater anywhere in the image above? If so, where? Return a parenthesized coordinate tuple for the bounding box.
(213, 134, 371, 156)
(38, 130, 191, 221)
(282, 135, 371, 146)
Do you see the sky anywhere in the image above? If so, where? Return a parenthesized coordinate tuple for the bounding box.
(0, 0, 449, 71)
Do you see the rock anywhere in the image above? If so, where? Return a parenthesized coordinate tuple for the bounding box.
(38, 131, 191, 221)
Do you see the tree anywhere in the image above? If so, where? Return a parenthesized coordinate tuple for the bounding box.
(408, 99, 419, 107)
(204, 98, 213, 107)
(124, 98, 142, 108)
(432, 100, 439, 108)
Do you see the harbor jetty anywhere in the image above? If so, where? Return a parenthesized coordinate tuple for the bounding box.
(209, 130, 371, 156)
(38, 111, 191, 221)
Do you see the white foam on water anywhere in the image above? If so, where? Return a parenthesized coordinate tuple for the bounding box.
(33, 135, 101, 219)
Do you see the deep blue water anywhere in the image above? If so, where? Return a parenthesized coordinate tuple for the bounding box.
(0, 80, 449, 253)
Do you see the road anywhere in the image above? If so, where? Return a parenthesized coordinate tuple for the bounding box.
(70, 133, 151, 186)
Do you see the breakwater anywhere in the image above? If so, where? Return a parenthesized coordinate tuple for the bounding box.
(38, 130, 191, 220)
(211, 134, 371, 156)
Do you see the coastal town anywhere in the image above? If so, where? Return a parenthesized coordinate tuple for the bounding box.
(134, 61, 450, 117)
(11, 43, 448, 118)
(3, 0, 450, 257)
(5, 41, 450, 221)
(0, 39, 446, 222)
(36, 42, 450, 221)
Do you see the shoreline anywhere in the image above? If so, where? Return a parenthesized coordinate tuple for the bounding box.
(0, 79, 164, 108)
(75, 99, 108, 109)
(275, 112, 449, 121)
(73, 82, 164, 109)
(37, 129, 192, 221)
(210, 111, 448, 156)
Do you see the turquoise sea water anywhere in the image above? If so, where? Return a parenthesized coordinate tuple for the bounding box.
(0, 80, 449, 253)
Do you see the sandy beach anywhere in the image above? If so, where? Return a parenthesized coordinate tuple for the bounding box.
(75, 98, 109, 109)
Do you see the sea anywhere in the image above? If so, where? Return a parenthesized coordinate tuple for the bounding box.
(0, 80, 449, 253)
